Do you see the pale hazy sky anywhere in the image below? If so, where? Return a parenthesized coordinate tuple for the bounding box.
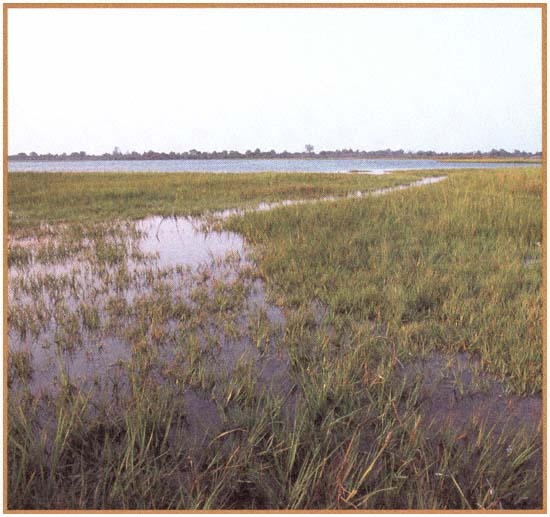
(8, 7, 542, 154)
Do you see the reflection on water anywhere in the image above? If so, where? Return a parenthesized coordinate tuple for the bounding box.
(7, 213, 289, 413)
(136, 216, 247, 269)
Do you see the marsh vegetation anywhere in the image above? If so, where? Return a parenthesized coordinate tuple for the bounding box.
(7, 167, 542, 510)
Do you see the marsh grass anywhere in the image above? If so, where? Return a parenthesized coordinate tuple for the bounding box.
(227, 167, 542, 394)
(7, 167, 543, 509)
(8, 170, 446, 231)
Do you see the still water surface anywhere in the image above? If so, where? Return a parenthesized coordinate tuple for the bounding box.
(7, 158, 538, 174)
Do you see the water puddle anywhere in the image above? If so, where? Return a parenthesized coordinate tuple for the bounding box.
(8, 213, 292, 449)
(399, 352, 541, 434)
(136, 216, 247, 270)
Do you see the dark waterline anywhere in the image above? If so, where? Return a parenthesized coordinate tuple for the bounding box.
(7, 158, 540, 174)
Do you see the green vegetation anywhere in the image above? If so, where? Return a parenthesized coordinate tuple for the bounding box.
(9, 171, 438, 231)
(7, 167, 543, 510)
(227, 167, 542, 394)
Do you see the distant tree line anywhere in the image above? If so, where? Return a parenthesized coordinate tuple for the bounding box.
(8, 147, 542, 162)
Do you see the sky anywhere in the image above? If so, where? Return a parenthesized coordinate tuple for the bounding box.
(7, 7, 543, 155)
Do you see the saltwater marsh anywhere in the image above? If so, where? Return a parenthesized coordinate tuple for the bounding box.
(7, 167, 543, 510)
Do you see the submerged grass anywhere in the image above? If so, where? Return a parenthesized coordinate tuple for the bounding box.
(7, 167, 543, 510)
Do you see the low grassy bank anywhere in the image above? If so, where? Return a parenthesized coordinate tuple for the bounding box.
(7, 167, 543, 510)
(437, 158, 541, 163)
